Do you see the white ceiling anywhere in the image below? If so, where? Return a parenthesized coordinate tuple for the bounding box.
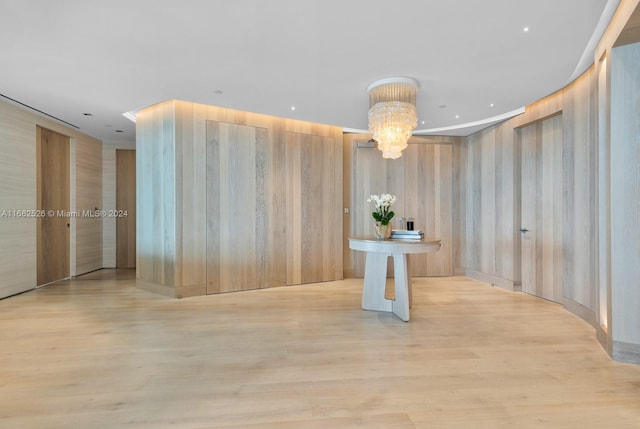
(0, 0, 618, 143)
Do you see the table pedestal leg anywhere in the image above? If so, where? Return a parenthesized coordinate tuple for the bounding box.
(362, 252, 392, 312)
(391, 253, 411, 321)
(362, 252, 413, 321)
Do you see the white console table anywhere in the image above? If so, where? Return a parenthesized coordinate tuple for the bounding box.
(348, 237, 442, 321)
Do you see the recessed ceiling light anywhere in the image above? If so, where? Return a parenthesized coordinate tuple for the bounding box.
(421, 120, 425, 125)
(490, 103, 495, 107)
(291, 106, 296, 111)
(523, 27, 530, 32)
(455, 115, 460, 119)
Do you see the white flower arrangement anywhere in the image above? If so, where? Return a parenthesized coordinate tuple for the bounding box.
(367, 193, 396, 225)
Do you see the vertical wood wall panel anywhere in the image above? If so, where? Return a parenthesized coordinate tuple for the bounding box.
(547, 116, 564, 304)
(268, 121, 287, 287)
(496, 123, 517, 280)
(75, 135, 103, 275)
(564, 70, 598, 310)
(519, 124, 538, 297)
(452, 140, 467, 274)
(102, 147, 116, 268)
(0, 102, 36, 298)
(176, 102, 206, 294)
(285, 132, 303, 285)
(480, 127, 496, 276)
(467, 135, 483, 278)
(205, 121, 221, 293)
(300, 135, 321, 283)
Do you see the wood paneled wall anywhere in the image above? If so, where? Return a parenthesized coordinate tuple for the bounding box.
(0, 98, 103, 299)
(344, 133, 458, 278)
(455, 7, 640, 359)
(102, 147, 116, 268)
(458, 91, 585, 323)
(136, 100, 343, 298)
(459, 64, 598, 315)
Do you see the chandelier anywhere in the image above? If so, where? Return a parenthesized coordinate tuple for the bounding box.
(367, 77, 418, 159)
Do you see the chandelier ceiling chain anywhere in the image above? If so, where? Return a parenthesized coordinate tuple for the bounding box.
(367, 77, 419, 159)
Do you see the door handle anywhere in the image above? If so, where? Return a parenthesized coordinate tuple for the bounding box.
(520, 228, 529, 233)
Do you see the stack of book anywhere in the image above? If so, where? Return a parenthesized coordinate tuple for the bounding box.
(391, 229, 424, 240)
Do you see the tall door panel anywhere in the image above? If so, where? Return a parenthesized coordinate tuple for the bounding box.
(286, 132, 338, 285)
(37, 126, 70, 285)
(206, 122, 268, 294)
(116, 149, 136, 268)
(519, 115, 563, 303)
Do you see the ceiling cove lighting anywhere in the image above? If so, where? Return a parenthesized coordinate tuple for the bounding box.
(367, 77, 418, 159)
(122, 111, 137, 123)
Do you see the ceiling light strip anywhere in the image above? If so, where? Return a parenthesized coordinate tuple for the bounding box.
(0, 93, 80, 129)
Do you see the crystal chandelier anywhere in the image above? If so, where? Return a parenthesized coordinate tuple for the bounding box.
(367, 77, 418, 159)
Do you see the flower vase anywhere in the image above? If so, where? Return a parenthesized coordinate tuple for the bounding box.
(374, 221, 392, 239)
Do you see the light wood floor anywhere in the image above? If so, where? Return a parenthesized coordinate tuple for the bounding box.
(1, 271, 639, 428)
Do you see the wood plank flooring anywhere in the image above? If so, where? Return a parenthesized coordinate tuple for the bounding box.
(1, 271, 639, 428)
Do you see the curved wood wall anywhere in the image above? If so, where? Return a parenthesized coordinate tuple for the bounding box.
(457, 0, 640, 363)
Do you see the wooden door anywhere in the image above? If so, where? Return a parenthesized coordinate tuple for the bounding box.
(206, 121, 270, 294)
(519, 115, 563, 303)
(116, 149, 136, 268)
(37, 126, 70, 286)
(285, 131, 340, 285)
